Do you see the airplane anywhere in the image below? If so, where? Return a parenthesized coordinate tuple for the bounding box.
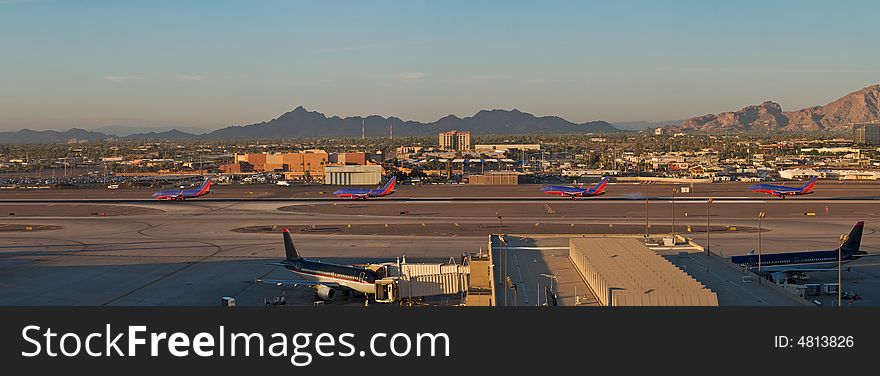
(541, 177, 609, 199)
(730, 221, 870, 283)
(750, 176, 818, 198)
(152, 177, 212, 200)
(256, 228, 380, 301)
(333, 176, 397, 199)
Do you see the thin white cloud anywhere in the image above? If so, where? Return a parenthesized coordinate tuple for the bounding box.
(178, 74, 205, 81)
(396, 72, 425, 80)
(103, 75, 142, 83)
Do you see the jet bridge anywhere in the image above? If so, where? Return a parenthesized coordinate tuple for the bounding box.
(373, 255, 472, 304)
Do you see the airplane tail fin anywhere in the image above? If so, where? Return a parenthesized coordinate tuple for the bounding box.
(381, 176, 397, 194)
(800, 176, 819, 192)
(842, 221, 864, 255)
(593, 177, 609, 193)
(196, 177, 212, 195)
(282, 228, 301, 260)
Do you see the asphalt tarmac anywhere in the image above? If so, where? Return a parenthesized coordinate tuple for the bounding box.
(3, 180, 880, 201)
(2, 182, 879, 306)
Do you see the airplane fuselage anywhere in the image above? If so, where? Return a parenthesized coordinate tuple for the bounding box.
(731, 249, 865, 273)
(750, 177, 818, 198)
(750, 185, 813, 198)
(541, 177, 609, 198)
(282, 259, 379, 294)
(541, 186, 604, 198)
(333, 189, 395, 199)
(153, 178, 212, 200)
(333, 176, 396, 199)
(152, 188, 210, 200)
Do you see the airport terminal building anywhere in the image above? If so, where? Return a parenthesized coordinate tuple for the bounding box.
(324, 165, 383, 185)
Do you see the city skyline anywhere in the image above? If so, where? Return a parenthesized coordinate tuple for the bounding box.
(2, 0, 879, 131)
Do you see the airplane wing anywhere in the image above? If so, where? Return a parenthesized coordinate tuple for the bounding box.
(761, 265, 856, 274)
(255, 279, 341, 288)
(768, 268, 841, 273)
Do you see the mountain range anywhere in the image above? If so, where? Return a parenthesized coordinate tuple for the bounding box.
(674, 84, 880, 133)
(0, 128, 110, 144)
(207, 107, 619, 139)
(90, 125, 210, 137)
(0, 108, 620, 144)
(3, 84, 878, 143)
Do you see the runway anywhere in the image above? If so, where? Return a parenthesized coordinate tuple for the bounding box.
(2, 181, 880, 203)
(3, 196, 880, 204)
(2, 188, 880, 306)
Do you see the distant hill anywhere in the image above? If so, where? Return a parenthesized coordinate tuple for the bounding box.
(675, 84, 880, 133)
(0, 128, 110, 144)
(90, 125, 210, 137)
(124, 129, 200, 140)
(207, 106, 621, 139)
(0, 128, 206, 144)
(0, 107, 622, 144)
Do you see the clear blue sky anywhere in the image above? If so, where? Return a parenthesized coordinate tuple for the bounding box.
(1, 0, 878, 130)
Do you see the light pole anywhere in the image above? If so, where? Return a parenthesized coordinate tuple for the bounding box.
(758, 211, 766, 281)
(706, 199, 713, 256)
(496, 215, 502, 284)
(502, 235, 508, 307)
(497, 215, 507, 307)
(644, 182, 650, 238)
(671, 187, 678, 239)
(838, 234, 848, 307)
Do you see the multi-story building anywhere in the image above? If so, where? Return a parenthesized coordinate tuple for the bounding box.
(439, 130, 471, 151)
(281, 150, 328, 181)
(854, 124, 880, 145)
(219, 161, 254, 174)
(229, 151, 328, 181)
(337, 152, 367, 165)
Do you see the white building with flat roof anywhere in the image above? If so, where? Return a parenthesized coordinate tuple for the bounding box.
(324, 164, 383, 185)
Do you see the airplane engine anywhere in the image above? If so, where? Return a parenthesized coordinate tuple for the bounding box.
(315, 285, 336, 301)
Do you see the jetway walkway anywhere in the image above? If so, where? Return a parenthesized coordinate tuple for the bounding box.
(372, 255, 477, 304)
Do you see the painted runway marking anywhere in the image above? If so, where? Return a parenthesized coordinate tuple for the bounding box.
(504, 246, 570, 250)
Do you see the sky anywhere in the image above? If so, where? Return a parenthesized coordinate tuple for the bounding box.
(1, 0, 879, 131)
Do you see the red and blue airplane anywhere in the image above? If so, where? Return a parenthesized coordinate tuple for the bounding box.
(750, 176, 818, 198)
(333, 176, 397, 199)
(152, 177, 212, 200)
(541, 176, 609, 199)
